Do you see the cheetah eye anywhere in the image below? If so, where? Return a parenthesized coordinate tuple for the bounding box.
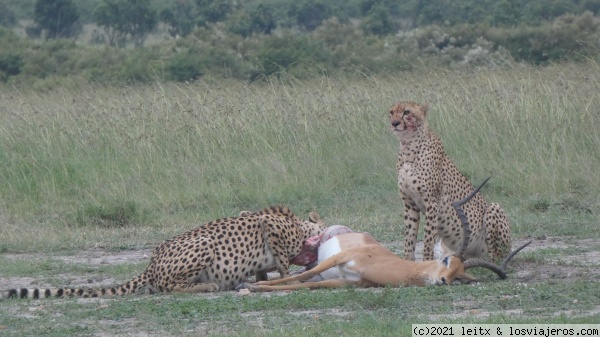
(403, 110, 410, 116)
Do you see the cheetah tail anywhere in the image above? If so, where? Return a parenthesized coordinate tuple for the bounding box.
(1, 271, 150, 300)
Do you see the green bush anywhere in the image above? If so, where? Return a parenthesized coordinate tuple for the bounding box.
(360, 4, 396, 36)
(288, 0, 333, 31)
(166, 50, 203, 82)
(0, 53, 22, 81)
(414, 0, 593, 27)
(392, 12, 600, 66)
(0, 11, 599, 86)
(488, 12, 600, 64)
(226, 4, 277, 38)
(0, 29, 23, 81)
(19, 39, 79, 78)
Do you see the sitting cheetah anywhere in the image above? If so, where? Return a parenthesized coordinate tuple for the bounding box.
(2, 206, 326, 299)
(389, 101, 511, 261)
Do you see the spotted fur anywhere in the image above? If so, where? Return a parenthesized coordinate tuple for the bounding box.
(2, 206, 326, 299)
(389, 101, 511, 261)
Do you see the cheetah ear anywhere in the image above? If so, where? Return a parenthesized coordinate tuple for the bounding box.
(308, 211, 321, 223)
(239, 210, 252, 217)
(422, 103, 430, 116)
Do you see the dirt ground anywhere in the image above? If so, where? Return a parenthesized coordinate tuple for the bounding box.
(0, 237, 600, 336)
(2, 237, 599, 320)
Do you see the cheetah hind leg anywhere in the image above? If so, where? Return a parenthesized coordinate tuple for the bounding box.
(169, 253, 222, 292)
(171, 282, 221, 293)
(484, 203, 512, 262)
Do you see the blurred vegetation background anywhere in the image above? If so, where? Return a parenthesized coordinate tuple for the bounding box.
(0, 0, 599, 87)
(0, 0, 599, 252)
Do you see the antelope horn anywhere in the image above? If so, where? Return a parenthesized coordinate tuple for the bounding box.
(463, 258, 508, 279)
(452, 177, 491, 258)
(501, 240, 533, 270)
(463, 240, 533, 279)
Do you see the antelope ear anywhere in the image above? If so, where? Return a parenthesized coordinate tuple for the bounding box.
(456, 273, 478, 284)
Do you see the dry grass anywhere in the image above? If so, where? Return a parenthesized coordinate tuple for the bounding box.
(0, 63, 599, 252)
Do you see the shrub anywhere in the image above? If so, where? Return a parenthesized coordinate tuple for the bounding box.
(488, 12, 600, 64)
(227, 4, 277, 37)
(360, 4, 396, 36)
(166, 50, 203, 82)
(0, 27, 24, 82)
(288, 0, 333, 31)
(0, 53, 22, 81)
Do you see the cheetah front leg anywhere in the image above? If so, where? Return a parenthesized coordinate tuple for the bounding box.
(265, 236, 294, 281)
(260, 218, 296, 282)
(260, 241, 295, 282)
(422, 202, 440, 261)
(402, 194, 421, 261)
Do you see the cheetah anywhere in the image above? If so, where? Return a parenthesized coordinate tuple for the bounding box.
(2, 206, 326, 299)
(389, 101, 511, 261)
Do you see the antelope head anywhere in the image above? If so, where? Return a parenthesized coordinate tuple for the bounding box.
(422, 254, 475, 286)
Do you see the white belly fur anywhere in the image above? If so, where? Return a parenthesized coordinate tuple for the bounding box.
(307, 236, 362, 282)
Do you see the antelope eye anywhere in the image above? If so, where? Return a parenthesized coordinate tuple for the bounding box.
(442, 256, 449, 265)
(403, 110, 410, 116)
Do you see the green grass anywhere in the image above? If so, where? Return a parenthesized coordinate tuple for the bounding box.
(1, 281, 598, 336)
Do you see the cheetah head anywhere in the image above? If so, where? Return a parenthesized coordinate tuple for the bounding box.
(389, 101, 429, 137)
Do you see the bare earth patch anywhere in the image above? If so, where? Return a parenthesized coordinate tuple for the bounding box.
(1, 237, 599, 324)
(2, 247, 153, 266)
(2, 237, 599, 287)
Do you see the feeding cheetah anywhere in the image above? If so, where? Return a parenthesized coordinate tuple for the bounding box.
(389, 101, 511, 261)
(2, 206, 326, 299)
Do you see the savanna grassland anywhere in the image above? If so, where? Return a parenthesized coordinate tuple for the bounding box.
(1, 63, 599, 336)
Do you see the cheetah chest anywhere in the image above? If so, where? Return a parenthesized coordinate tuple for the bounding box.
(398, 162, 426, 212)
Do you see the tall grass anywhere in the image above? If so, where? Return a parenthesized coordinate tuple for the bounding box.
(0, 63, 598, 251)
